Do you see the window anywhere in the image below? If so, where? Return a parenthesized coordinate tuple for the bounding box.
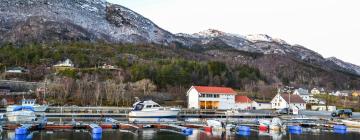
(146, 105, 152, 108)
(153, 105, 160, 107)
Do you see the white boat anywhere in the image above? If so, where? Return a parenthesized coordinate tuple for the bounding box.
(128, 100, 180, 118)
(6, 99, 48, 112)
(206, 120, 224, 130)
(258, 118, 282, 131)
(7, 106, 37, 122)
(342, 120, 360, 128)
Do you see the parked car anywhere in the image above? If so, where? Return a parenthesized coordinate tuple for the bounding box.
(275, 108, 293, 115)
(331, 109, 352, 117)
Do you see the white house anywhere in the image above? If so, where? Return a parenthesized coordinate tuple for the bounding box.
(54, 59, 74, 67)
(293, 88, 312, 103)
(186, 86, 236, 110)
(335, 91, 350, 97)
(5, 67, 27, 74)
(310, 88, 321, 95)
(251, 101, 272, 110)
(235, 95, 252, 110)
(271, 94, 306, 110)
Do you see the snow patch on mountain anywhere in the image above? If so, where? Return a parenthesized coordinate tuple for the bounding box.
(327, 57, 360, 75)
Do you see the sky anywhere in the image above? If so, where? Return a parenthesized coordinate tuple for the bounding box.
(107, 0, 360, 65)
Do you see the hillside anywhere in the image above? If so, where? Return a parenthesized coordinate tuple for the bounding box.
(1, 0, 360, 105)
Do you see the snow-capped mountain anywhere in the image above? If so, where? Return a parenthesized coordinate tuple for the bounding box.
(0, 0, 359, 77)
(0, 0, 175, 44)
(327, 57, 360, 76)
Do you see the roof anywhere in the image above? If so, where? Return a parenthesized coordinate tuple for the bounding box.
(193, 86, 237, 95)
(280, 94, 306, 104)
(294, 88, 309, 95)
(235, 96, 252, 103)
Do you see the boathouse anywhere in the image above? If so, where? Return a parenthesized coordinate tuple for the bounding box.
(270, 94, 306, 110)
(186, 86, 236, 110)
(234, 95, 252, 110)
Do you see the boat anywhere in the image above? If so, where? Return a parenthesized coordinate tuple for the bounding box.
(206, 120, 224, 130)
(258, 118, 283, 131)
(6, 99, 48, 112)
(342, 120, 360, 128)
(128, 100, 180, 118)
(6, 106, 37, 122)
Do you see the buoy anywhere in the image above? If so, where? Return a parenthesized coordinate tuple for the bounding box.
(14, 134, 27, 140)
(259, 125, 268, 131)
(92, 127, 103, 134)
(236, 130, 251, 136)
(289, 129, 302, 134)
(182, 128, 193, 135)
(334, 129, 347, 134)
(333, 125, 347, 130)
(237, 126, 251, 132)
(204, 126, 212, 132)
(92, 133, 102, 140)
(15, 127, 28, 135)
(288, 126, 302, 131)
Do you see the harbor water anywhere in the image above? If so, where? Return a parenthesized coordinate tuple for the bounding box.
(1, 128, 360, 140)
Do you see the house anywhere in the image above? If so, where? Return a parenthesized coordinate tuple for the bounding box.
(293, 88, 311, 103)
(271, 94, 306, 110)
(251, 101, 272, 110)
(5, 67, 28, 74)
(310, 88, 321, 95)
(235, 96, 252, 110)
(186, 86, 236, 110)
(101, 63, 117, 69)
(311, 105, 336, 112)
(352, 91, 360, 97)
(334, 90, 350, 97)
(54, 59, 74, 68)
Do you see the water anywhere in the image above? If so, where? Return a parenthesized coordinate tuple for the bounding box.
(1, 128, 360, 140)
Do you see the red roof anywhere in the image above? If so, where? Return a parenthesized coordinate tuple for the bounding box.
(235, 96, 252, 103)
(280, 94, 306, 104)
(193, 86, 237, 95)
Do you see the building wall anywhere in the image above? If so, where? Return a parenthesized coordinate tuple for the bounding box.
(271, 94, 288, 109)
(235, 103, 252, 110)
(252, 102, 272, 110)
(187, 88, 199, 109)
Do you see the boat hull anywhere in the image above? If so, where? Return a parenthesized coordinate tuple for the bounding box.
(342, 120, 360, 128)
(7, 111, 37, 122)
(128, 110, 180, 118)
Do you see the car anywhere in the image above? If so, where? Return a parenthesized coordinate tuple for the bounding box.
(331, 109, 352, 117)
(275, 108, 293, 115)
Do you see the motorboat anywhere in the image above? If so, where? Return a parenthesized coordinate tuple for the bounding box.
(7, 106, 37, 122)
(7, 99, 48, 112)
(258, 118, 283, 131)
(342, 120, 360, 128)
(128, 100, 180, 118)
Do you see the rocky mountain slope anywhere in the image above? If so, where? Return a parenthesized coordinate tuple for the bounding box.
(0, 0, 359, 86)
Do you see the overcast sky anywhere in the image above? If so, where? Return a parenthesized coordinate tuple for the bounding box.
(108, 0, 360, 65)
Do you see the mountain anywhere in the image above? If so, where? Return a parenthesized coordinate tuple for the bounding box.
(1, 0, 360, 89)
(0, 0, 175, 44)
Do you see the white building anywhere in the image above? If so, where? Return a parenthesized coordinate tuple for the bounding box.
(310, 88, 321, 95)
(271, 94, 306, 110)
(293, 88, 311, 103)
(235, 96, 252, 110)
(54, 59, 74, 67)
(335, 91, 350, 97)
(251, 101, 272, 110)
(186, 86, 236, 110)
(5, 67, 27, 73)
(311, 105, 336, 112)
